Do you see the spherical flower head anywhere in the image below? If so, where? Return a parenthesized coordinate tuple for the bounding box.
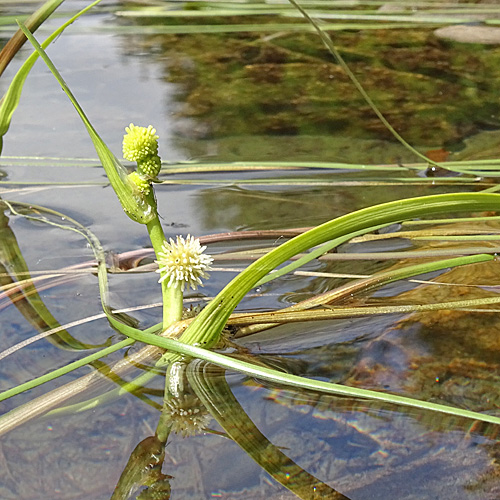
(138, 155, 162, 178)
(164, 394, 211, 437)
(155, 235, 213, 291)
(122, 123, 159, 162)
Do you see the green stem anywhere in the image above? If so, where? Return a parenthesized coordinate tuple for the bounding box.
(145, 215, 182, 444)
(146, 217, 183, 328)
(163, 281, 183, 327)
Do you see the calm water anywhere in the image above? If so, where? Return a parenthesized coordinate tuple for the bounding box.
(1, 1, 500, 499)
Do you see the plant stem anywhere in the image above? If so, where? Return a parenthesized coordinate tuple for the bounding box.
(163, 281, 183, 327)
(146, 217, 183, 328)
(145, 216, 183, 443)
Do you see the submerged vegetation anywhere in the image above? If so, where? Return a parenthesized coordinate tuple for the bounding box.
(158, 27, 500, 146)
(2, 0, 500, 498)
(122, 1, 500, 159)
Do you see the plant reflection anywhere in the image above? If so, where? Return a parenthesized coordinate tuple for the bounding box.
(0, 200, 108, 351)
(113, 357, 349, 500)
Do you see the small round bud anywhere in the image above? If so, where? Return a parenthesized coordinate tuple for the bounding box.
(138, 155, 162, 178)
(128, 171, 151, 195)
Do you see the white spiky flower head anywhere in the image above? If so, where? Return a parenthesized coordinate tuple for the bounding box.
(155, 235, 213, 291)
(122, 123, 159, 162)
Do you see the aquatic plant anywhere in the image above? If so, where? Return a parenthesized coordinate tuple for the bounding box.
(6, 9, 500, 431)
(2, 1, 500, 498)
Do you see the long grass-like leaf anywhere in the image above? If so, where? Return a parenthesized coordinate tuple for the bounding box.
(230, 295, 500, 326)
(0, 339, 134, 404)
(119, 317, 500, 426)
(17, 21, 157, 224)
(286, 0, 441, 169)
(0, 1, 102, 153)
(180, 192, 500, 349)
(0, 0, 65, 78)
(235, 253, 496, 335)
(0, 22, 447, 35)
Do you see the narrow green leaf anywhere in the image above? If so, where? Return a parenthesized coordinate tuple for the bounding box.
(0, 1, 101, 152)
(188, 361, 349, 500)
(16, 21, 157, 224)
(256, 222, 389, 286)
(287, 0, 439, 168)
(0, 339, 133, 404)
(182, 192, 500, 348)
(121, 322, 500, 426)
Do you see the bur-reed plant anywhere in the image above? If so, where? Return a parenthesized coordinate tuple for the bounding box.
(2, 11, 499, 426)
(2, 1, 500, 497)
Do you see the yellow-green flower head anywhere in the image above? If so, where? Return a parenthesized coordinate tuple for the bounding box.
(155, 235, 213, 291)
(128, 171, 151, 195)
(164, 394, 211, 437)
(122, 123, 159, 162)
(138, 155, 162, 178)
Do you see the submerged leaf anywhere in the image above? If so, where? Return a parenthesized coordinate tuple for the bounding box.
(188, 361, 348, 499)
